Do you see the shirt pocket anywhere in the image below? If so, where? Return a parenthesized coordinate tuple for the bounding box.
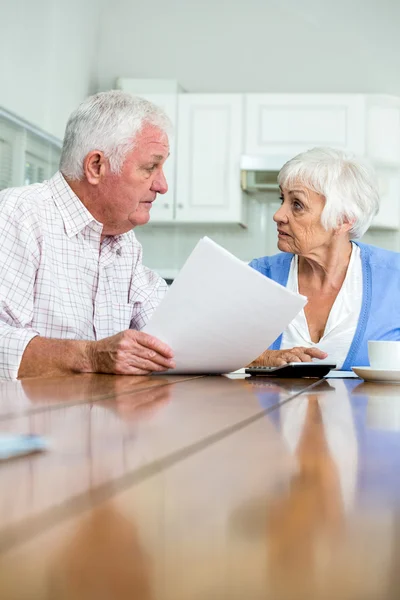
(112, 303, 134, 334)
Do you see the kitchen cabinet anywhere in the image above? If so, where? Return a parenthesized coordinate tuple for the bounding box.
(116, 81, 400, 231)
(364, 97, 400, 230)
(175, 94, 245, 224)
(367, 97, 400, 165)
(244, 94, 366, 157)
(371, 169, 400, 230)
(117, 82, 246, 225)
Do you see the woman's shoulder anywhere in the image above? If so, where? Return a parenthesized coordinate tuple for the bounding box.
(355, 241, 400, 272)
(249, 251, 293, 278)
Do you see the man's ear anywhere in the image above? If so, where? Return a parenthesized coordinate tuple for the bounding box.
(83, 151, 106, 185)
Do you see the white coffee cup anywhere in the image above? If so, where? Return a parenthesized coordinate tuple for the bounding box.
(368, 340, 400, 370)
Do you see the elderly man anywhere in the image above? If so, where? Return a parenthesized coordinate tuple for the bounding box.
(0, 91, 175, 379)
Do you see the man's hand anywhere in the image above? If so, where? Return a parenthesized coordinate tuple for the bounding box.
(87, 330, 175, 375)
(18, 330, 175, 379)
(249, 346, 328, 367)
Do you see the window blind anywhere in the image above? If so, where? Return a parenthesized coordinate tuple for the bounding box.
(0, 116, 20, 190)
(0, 108, 62, 191)
(0, 138, 13, 191)
(25, 132, 60, 185)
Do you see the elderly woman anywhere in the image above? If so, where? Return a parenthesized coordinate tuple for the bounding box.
(249, 147, 400, 370)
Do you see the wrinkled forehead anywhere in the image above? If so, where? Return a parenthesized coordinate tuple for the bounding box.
(136, 123, 169, 146)
(129, 125, 170, 162)
(278, 160, 325, 196)
(279, 180, 327, 207)
(279, 180, 324, 199)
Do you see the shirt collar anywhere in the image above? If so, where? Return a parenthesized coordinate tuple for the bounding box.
(48, 171, 103, 238)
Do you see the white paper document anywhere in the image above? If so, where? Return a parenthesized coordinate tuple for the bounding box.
(143, 237, 307, 374)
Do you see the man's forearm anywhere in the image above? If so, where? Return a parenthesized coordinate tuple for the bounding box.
(17, 336, 95, 379)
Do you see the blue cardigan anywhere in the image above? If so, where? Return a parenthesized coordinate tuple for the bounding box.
(249, 242, 400, 370)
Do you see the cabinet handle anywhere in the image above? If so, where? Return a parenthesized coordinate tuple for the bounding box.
(163, 203, 169, 209)
(178, 203, 184, 209)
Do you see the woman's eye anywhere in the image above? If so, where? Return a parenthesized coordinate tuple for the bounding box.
(279, 195, 284, 204)
(293, 200, 303, 210)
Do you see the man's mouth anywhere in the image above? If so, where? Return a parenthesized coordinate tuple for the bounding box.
(277, 229, 291, 237)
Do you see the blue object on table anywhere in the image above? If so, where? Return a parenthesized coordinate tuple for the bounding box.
(0, 434, 49, 460)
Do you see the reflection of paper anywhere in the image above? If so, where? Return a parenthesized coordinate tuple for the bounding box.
(325, 370, 360, 378)
(143, 237, 307, 374)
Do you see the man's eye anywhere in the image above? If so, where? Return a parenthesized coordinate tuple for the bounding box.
(279, 195, 284, 204)
(144, 164, 159, 172)
(293, 200, 303, 210)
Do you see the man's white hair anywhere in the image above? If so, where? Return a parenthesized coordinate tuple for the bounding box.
(59, 90, 172, 180)
(278, 147, 380, 239)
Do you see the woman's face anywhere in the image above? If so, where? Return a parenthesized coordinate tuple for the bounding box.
(273, 184, 335, 256)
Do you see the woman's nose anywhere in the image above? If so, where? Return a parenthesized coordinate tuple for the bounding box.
(273, 204, 288, 223)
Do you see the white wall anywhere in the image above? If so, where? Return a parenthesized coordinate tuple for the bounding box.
(0, 0, 100, 139)
(97, 0, 400, 95)
(3, 0, 400, 137)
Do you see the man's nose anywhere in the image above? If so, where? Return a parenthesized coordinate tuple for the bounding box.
(152, 170, 168, 195)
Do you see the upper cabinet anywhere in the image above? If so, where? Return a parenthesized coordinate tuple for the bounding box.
(244, 93, 400, 232)
(244, 94, 366, 157)
(372, 169, 400, 230)
(366, 97, 400, 230)
(115, 81, 400, 230)
(175, 94, 245, 224)
(366, 96, 400, 165)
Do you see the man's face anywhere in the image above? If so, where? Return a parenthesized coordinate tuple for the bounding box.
(98, 124, 169, 235)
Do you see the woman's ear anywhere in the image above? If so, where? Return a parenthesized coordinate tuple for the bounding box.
(334, 217, 354, 236)
(83, 151, 106, 185)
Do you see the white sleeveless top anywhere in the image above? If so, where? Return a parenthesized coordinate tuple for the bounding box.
(281, 243, 363, 369)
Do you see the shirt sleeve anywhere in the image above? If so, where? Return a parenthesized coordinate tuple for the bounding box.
(129, 240, 168, 331)
(0, 196, 41, 379)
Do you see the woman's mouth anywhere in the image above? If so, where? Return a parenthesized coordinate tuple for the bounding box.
(278, 230, 291, 237)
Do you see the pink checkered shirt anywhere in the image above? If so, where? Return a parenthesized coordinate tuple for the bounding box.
(0, 171, 167, 379)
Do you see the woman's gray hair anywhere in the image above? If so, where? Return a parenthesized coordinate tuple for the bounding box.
(278, 147, 380, 239)
(59, 90, 172, 180)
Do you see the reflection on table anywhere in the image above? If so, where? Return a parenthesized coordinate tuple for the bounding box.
(1, 374, 400, 599)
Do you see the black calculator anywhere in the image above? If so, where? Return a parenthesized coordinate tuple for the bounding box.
(245, 362, 336, 378)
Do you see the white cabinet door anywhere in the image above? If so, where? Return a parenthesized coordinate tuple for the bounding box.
(370, 169, 400, 230)
(125, 93, 177, 223)
(175, 94, 244, 224)
(367, 100, 400, 165)
(245, 94, 366, 158)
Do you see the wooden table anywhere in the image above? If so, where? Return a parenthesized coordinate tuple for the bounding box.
(1, 372, 400, 599)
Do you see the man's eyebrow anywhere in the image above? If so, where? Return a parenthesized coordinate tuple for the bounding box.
(150, 154, 168, 161)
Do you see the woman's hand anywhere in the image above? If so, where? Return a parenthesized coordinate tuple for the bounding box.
(249, 347, 328, 367)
